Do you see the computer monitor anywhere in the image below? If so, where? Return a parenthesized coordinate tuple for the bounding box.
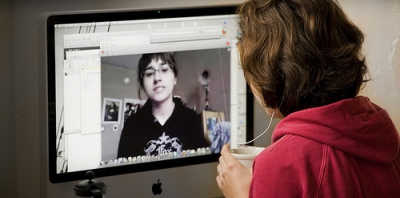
(40, 5, 253, 195)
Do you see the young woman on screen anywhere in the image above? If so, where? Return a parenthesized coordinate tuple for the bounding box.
(117, 52, 207, 158)
(216, 0, 400, 197)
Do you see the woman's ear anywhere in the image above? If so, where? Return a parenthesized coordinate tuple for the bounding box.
(174, 78, 177, 85)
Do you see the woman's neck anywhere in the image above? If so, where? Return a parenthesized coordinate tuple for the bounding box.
(151, 97, 175, 126)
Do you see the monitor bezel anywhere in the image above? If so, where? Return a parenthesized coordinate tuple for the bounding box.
(46, 5, 254, 183)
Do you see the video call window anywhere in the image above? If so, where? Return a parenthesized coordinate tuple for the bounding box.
(100, 49, 232, 161)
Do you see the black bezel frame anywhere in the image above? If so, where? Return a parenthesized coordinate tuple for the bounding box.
(46, 5, 254, 183)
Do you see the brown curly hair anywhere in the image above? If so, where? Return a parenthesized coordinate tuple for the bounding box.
(236, 0, 369, 117)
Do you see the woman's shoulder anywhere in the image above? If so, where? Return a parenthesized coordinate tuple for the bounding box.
(124, 104, 152, 125)
(173, 97, 197, 115)
(258, 134, 325, 167)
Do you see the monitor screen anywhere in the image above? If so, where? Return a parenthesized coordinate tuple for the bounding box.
(45, 5, 253, 183)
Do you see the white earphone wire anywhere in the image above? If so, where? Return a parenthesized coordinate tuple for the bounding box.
(238, 110, 275, 146)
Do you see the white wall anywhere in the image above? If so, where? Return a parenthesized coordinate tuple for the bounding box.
(3, 0, 399, 197)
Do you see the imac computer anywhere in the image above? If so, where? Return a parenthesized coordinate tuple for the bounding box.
(39, 5, 253, 197)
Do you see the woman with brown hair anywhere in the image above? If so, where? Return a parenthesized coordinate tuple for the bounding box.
(216, 0, 400, 197)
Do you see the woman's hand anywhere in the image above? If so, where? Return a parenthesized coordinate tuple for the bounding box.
(216, 144, 252, 198)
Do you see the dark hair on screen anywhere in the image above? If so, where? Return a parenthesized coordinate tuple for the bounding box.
(126, 102, 132, 109)
(236, 0, 369, 117)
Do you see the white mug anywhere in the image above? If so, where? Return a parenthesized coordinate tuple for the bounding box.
(230, 146, 264, 168)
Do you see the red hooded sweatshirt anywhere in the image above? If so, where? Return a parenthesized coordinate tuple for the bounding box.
(250, 96, 400, 198)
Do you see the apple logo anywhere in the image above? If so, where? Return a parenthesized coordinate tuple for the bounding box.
(152, 179, 163, 195)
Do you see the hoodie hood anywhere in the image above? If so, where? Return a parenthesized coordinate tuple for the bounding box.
(272, 96, 399, 164)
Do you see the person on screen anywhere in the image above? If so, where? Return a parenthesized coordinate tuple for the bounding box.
(104, 101, 118, 121)
(123, 102, 134, 122)
(216, 0, 400, 197)
(117, 52, 208, 158)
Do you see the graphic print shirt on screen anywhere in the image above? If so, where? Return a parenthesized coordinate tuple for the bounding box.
(117, 97, 207, 158)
